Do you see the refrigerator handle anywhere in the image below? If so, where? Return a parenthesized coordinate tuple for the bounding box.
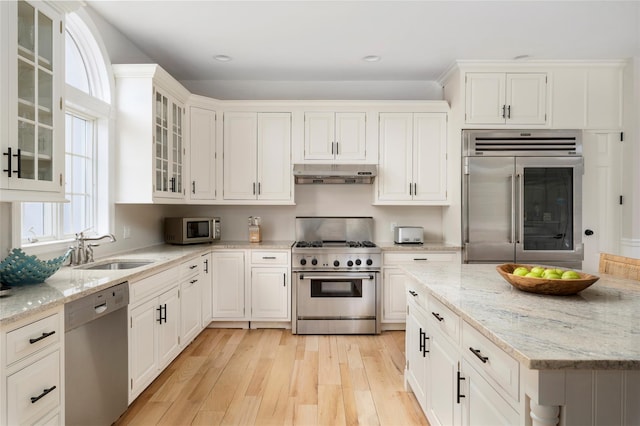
(515, 173, 522, 244)
(510, 174, 516, 244)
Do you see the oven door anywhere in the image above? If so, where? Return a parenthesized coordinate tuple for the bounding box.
(294, 272, 379, 334)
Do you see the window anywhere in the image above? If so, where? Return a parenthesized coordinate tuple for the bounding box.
(20, 12, 111, 248)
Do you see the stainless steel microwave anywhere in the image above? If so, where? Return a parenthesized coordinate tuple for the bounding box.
(164, 217, 220, 245)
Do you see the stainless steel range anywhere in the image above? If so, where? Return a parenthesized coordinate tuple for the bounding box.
(292, 217, 381, 335)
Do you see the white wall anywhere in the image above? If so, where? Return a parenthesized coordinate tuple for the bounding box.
(181, 79, 443, 101)
(159, 185, 444, 243)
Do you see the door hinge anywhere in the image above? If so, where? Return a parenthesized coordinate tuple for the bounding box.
(178, 336, 181, 345)
(620, 132, 624, 142)
(619, 195, 624, 205)
(60, 21, 63, 34)
(406, 359, 409, 369)
(60, 97, 63, 110)
(59, 173, 63, 186)
(131, 378, 133, 389)
(130, 317, 133, 328)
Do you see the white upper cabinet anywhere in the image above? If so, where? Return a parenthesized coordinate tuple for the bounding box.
(1, 0, 65, 201)
(113, 64, 190, 203)
(550, 64, 624, 129)
(223, 111, 292, 203)
(304, 112, 366, 161)
(465, 72, 547, 125)
(189, 106, 217, 201)
(376, 112, 448, 205)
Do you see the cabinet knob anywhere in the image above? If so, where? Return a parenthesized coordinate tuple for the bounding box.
(585, 229, 594, 236)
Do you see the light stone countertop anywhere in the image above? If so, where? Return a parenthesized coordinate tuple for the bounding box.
(0, 240, 293, 325)
(402, 262, 640, 370)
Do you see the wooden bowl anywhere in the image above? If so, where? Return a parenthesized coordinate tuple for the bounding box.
(496, 263, 599, 296)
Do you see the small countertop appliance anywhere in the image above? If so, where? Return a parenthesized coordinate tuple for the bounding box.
(394, 226, 424, 244)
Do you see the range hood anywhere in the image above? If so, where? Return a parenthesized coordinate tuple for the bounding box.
(293, 164, 377, 184)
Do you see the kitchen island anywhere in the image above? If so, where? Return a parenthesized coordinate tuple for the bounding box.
(402, 262, 640, 426)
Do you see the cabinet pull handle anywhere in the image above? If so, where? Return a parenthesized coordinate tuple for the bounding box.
(190, 279, 198, 284)
(419, 328, 430, 356)
(501, 105, 506, 119)
(469, 347, 489, 363)
(335, 142, 339, 155)
(189, 265, 197, 269)
(456, 371, 465, 404)
(29, 331, 56, 344)
(258, 182, 261, 195)
(414, 183, 417, 195)
(170, 177, 176, 192)
(413, 258, 428, 261)
(507, 105, 511, 119)
(409, 182, 412, 195)
(262, 256, 276, 260)
(432, 312, 444, 322)
(30, 386, 56, 404)
(331, 142, 335, 155)
(13, 149, 21, 178)
(204, 259, 209, 273)
(253, 182, 256, 195)
(192, 181, 196, 194)
(3, 147, 12, 177)
(408, 290, 418, 297)
(157, 305, 163, 324)
(283, 273, 286, 287)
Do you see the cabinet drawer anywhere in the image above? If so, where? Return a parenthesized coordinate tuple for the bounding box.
(251, 251, 288, 265)
(130, 267, 179, 304)
(462, 321, 519, 401)
(384, 252, 457, 265)
(427, 297, 460, 345)
(179, 258, 200, 277)
(405, 277, 429, 311)
(7, 350, 61, 426)
(6, 313, 61, 365)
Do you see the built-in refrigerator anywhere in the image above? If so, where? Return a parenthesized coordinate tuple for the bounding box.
(462, 129, 583, 268)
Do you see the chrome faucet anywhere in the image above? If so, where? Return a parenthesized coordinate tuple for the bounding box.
(69, 232, 117, 266)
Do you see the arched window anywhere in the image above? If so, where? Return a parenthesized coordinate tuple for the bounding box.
(22, 9, 112, 248)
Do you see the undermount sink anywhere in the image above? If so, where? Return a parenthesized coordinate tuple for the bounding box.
(76, 259, 155, 270)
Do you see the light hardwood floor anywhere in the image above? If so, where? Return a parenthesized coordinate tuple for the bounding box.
(116, 328, 429, 426)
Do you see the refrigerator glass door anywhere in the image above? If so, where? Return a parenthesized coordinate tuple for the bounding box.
(515, 157, 583, 263)
(464, 157, 515, 262)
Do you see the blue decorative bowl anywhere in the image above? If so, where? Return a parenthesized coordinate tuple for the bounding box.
(0, 248, 72, 286)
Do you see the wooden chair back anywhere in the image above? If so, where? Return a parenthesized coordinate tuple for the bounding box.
(598, 253, 640, 281)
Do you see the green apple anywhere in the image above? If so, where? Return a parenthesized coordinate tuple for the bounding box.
(546, 272, 562, 279)
(542, 268, 557, 278)
(525, 271, 542, 278)
(561, 270, 581, 280)
(513, 267, 529, 276)
(530, 266, 545, 276)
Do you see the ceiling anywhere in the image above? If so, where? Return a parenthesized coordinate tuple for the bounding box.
(86, 1, 639, 84)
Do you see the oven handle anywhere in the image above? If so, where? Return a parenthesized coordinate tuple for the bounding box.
(299, 274, 375, 280)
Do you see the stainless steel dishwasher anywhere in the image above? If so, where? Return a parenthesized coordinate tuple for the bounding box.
(65, 281, 129, 426)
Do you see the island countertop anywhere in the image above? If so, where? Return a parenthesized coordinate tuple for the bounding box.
(402, 263, 640, 370)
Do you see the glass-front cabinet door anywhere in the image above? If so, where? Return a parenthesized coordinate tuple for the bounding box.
(2, 0, 64, 195)
(153, 87, 183, 198)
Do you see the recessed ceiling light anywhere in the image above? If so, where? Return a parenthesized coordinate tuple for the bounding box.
(362, 55, 381, 62)
(214, 54, 232, 62)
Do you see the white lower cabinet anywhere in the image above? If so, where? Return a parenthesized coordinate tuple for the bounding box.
(210, 249, 291, 325)
(405, 276, 520, 426)
(460, 359, 519, 426)
(2, 307, 64, 426)
(128, 268, 181, 402)
(200, 252, 214, 325)
(251, 267, 289, 320)
(383, 252, 459, 325)
(212, 251, 246, 319)
(405, 296, 430, 414)
(179, 258, 202, 348)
